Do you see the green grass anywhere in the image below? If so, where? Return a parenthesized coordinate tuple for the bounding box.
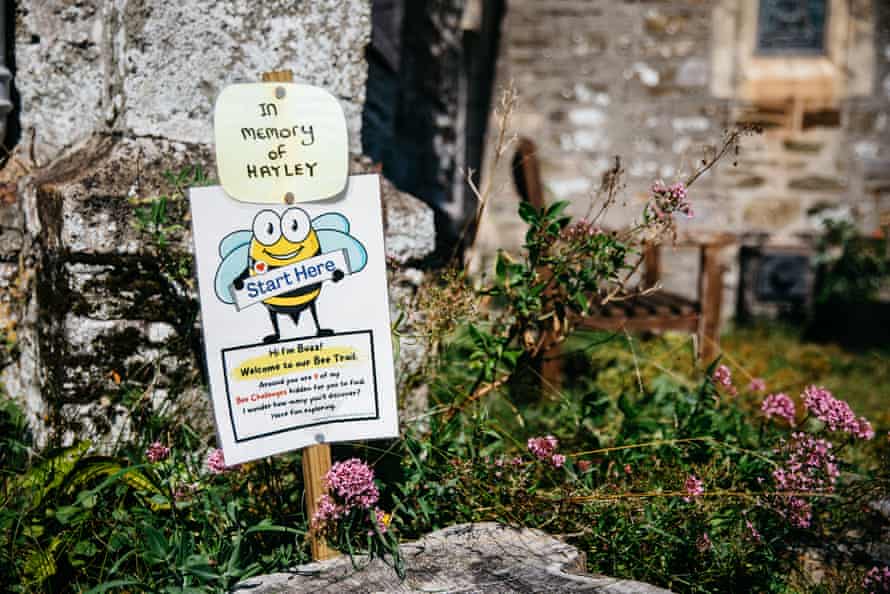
(721, 323, 890, 425)
(545, 322, 890, 430)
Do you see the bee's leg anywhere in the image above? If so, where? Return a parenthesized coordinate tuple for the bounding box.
(287, 310, 303, 332)
(310, 302, 334, 337)
(262, 309, 281, 344)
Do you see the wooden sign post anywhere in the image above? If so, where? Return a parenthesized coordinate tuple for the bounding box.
(189, 69, 399, 563)
(262, 69, 335, 562)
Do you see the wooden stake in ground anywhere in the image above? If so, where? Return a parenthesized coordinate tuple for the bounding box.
(260, 68, 336, 562)
(301, 442, 335, 560)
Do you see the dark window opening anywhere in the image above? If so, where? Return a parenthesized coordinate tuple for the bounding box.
(362, 0, 505, 261)
(756, 0, 828, 55)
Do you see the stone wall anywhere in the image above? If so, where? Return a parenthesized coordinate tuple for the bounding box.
(473, 0, 890, 316)
(0, 1, 437, 447)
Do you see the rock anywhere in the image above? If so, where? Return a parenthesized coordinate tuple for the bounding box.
(379, 176, 436, 265)
(742, 196, 801, 230)
(870, 499, 890, 521)
(376, 176, 435, 415)
(16, 0, 372, 162)
(782, 140, 823, 154)
(788, 175, 848, 192)
(233, 522, 674, 594)
(675, 58, 708, 88)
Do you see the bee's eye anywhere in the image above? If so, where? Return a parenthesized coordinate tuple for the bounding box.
(281, 208, 311, 243)
(252, 210, 281, 246)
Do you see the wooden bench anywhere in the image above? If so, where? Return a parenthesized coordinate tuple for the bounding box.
(511, 138, 730, 386)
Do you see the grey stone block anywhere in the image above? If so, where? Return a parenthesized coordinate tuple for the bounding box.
(233, 522, 674, 594)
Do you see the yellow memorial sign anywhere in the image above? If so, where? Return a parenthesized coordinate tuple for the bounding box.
(214, 83, 349, 204)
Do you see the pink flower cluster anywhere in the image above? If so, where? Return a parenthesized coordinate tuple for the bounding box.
(205, 448, 228, 474)
(145, 441, 170, 463)
(772, 433, 840, 528)
(684, 474, 704, 501)
(560, 218, 602, 243)
(649, 180, 693, 220)
(712, 364, 737, 396)
(748, 377, 767, 392)
(527, 435, 565, 468)
(802, 385, 874, 439)
(312, 459, 388, 536)
(325, 458, 380, 509)
(761, 393, 796, 425)
(864, 566, 890, 594)
(312, 494, 343, 526)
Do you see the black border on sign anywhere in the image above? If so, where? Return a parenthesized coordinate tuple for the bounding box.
(220, 329, 380, 443)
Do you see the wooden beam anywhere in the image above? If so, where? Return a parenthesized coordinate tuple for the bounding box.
(302, 444, 336, 561)
(513, 137, 545, 210)
(697, 244, 724, 364)
(642, 243, 660, 289)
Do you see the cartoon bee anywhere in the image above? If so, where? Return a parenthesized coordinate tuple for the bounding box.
(214, 207, 367, 344)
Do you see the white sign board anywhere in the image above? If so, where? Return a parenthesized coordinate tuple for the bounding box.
(189, 175, 398, 465)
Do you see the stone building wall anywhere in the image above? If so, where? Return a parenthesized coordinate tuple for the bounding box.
(0, 1, 437, 447)
(473, 0, 890, 315)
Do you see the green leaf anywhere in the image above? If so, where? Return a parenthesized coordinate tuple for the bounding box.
(467, 324, 488, 350)
(23, 546, 56, 585)
(518, 201, 539, 224)
(55, 505, 83, 526)
(17, 440, 91, 506)
(494, 251, 507, 283)
(545, 200, 569, 219)
(84, 579, 144, 594)
(143, 525, 169, 562)
(63, 457, 126, 497)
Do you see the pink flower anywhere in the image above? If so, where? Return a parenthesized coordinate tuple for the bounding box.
(205, 448, 228, 474)
(771, 433, 839, 528)
(373, 508, 389, 534)
(649, 180, 693, 220)
(712, 364, 735, 395)
(748, 378, 767, 392)
(684, 474, 704, 501)
(854, 417, 875, 440)
(560, 218, 602, 243)
(864, 565, 890, 593)
(624, 464, 632, 476)
(527, 435, 559, 460)
(696, 532, 711, 552)
(324, 458, 379, 509)
(173, 482, 199, 500)
(551, 454, 566, 468)
(761, 393, 796, 425)
(802, 385, 874, 439)
(786, 496, 812, 528)
(745, 519, 761, 542)
(577, 460, 592, 472)
(311, 494, 343, 532)
(145, 441, 170, 463)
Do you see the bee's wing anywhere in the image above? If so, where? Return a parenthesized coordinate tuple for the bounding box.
(312, 213, 350, 233)
(214, 231, 251, 304)
(219, 230, 252, 260)
(317, 229, 367, 274)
